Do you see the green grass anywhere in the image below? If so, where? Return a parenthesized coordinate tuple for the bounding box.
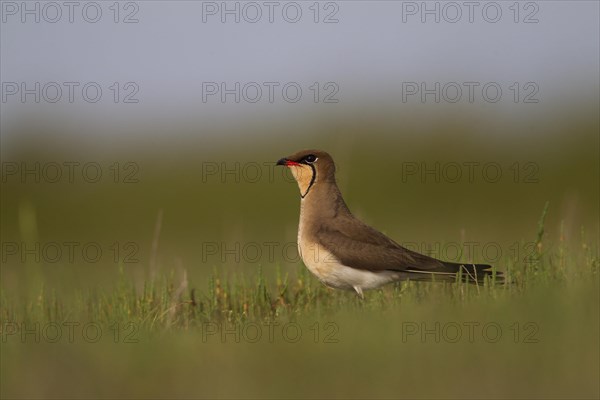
(1, 218, 598, 399)
(1, 236, 594, 328)
(1, 119, 598, 398)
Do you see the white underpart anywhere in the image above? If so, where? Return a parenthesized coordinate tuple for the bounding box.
(297, 196, 399, 296)
(298, 235, 398, 293)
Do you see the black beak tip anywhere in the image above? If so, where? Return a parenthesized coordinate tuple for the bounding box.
(276, 158, 287, 166)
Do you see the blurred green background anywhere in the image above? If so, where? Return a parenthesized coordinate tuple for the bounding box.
(2, 1, 599, 397)
(1, 104, 598, 398)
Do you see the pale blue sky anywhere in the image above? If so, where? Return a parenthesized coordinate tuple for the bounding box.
(1, 1, 598, 134)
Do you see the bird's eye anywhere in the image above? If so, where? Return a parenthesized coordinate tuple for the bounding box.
(304, 154, 317, 163)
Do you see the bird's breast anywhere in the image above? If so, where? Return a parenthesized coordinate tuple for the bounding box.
(297, 203, 342, 287)
(298, 237, 347, 289)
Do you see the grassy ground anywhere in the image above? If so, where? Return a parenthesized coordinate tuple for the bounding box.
(1, 207, 598, 398)
(1, 116, 598, 398)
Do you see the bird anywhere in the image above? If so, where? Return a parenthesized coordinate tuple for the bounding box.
(276, 149, 502, 298)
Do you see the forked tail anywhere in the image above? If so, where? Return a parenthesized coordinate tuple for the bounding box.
(406, 262, 504, 284)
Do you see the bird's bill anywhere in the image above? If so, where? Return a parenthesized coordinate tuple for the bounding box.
(276, 158, 300, 167)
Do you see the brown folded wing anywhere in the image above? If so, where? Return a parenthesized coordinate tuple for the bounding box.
(314, 215, 449, 273)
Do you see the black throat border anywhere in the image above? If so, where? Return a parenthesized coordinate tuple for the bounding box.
(301, 164, 317, 199)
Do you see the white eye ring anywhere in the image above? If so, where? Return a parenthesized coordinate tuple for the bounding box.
(305, 155, 317, 163)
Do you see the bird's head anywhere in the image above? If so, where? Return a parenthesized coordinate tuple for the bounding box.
(276, 149, 336, 198)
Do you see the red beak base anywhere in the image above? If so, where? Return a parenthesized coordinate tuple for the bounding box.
(276, 158, 300, 167)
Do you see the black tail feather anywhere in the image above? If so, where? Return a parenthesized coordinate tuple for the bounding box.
(406, 262, 504, 284)
(451, 262, 504, 284)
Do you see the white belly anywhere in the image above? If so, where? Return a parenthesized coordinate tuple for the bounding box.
(298, 239, 398, 290)
(297, 201, 399, 291)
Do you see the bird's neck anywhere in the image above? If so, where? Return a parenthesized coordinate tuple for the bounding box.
(300, 180, 351, 220)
